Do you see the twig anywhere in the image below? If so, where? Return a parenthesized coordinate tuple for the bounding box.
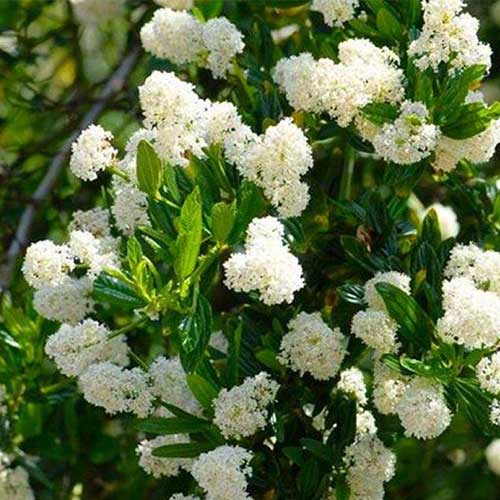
(0, 45, 141, 291)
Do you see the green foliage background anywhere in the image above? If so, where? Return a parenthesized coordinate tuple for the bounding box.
(1, 1, 500, 499)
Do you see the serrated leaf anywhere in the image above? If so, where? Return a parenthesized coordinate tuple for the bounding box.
(136, 140, 161, 197)
(93, 272, 146, 309)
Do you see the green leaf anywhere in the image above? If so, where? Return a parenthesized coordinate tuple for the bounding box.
(226, 321, 243, 386)
(420, 209, 442, 247)
(135, 417, 211, 435)
(186, 373, 219, 410)
(211, 201, 236, 244)
(255, 349, 282, 372)
(376, 8, 402, 40)
(337, 283, 366, 305)
(442, 102, 500, 140)
(127, 237, 143, 274)
(136, 140, 161, 197)
(362, 102, 399, 125)
(93, 272, 146, 309)
(152, 441, 216, 458)
(230, 181, 267, 243)
(164, 164, 181, 203)
(174, 187, 203, 280)
(341, 235, 389, 273)
(375, 282, 436, 348)
(300, 438, 335, 464)
(283, 447, 305, 466)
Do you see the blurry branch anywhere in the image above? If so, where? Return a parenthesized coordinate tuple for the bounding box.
(0, 45, 141, 292)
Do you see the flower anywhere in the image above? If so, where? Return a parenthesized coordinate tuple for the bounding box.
(70, 125, 117, 181)
(137, 435, 192, 478)
(396, 377, 452, 439)
(34, 276, 94, 324)
(112, 183, 150, 235)
(45, 319, 128, 377)
(0, 460, 34, 500)
(69, 208, 112, 239)
(372, 101, 440, 165)
(364, 271, 411, 312)
(79, 362, 154, 417)
(311, 0, 360, 27)
(485, 439, 500, 475)
(338, 367, 367, 405)
(22, 240, 74, 289)
(476, 352, 500, 395)
(372, 360, 408, 415)
(202, 17, 244, 78)
(351, 309, 399, 353)
(213, 372, 279, 439)
(191, 445, 253, 500)
(224, 217, 304, 305)
(140, 8, 203, 65)
(408, 0, 492, 73)
(279, 311, 348, 380)
(437, 277, 500, 349)
(148, 356, 201, 415)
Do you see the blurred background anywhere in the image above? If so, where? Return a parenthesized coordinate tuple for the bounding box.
(0, 1, 499, 498)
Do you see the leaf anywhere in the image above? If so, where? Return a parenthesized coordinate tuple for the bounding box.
(375, 282, 436, 348)
(341, 235, 389, 273)
(362, 102, 399, 125)
(186, 373, 219, 410)
(174, 187, 203, 280)
(230, 181, 267, 243)
(283, 447, 305, 466)
(180, 294, 213, 373)
(376, 8, 402, 40)
(420, 209, 442, 247)
(255, 349, 282, 372)
(327, 394, 356, 457)
(136, 140, 161, 197)
(300, 438, 335, 464)
(211, 201, 236, 244)
(135, 417, 210, 435)
(127, 237, 143, 274)
(152, 441, 216, 458)
(297, 458, 320, 499)
(442, 102, 500, 140)
(164, 164, 181, 202)
(226, 321, 243, 386)
(93, 272, 146, 309)
(337, 283, 366, 305)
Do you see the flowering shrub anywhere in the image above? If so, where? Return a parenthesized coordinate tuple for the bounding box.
(3, 0, 500, 498)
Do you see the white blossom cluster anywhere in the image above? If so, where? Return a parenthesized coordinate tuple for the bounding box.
(213, 372, 279, 439)
(0, 453, 34, 500)
(273, 38, 404, 127)
(224, 217, 304, 305)
(311, 0, 360, 27)
(70, 0, 126, 26)
(79, 362, 154, 417)
(395, 377, 452, 439)
(433, 92, 500, 172)
(351, 271, 410, 354)
(437, 277, 500, 349)
(408, 0, 492, 73)
(237, 118, 313, 217)
(343, 434, 396, 500)
(476, 352, 500, 395)
(141, 9, 244, 78)
(490, 399, 500, 426)
(278, 311, 348, 380)
(149, 356, 201, 416)
(444, 242, 500, 295)
(372, 360, 409, 416)
(69, 207, 112, 238)
(45, 319, 128, 377)
(191, 445, 253, 500)
(338, 367, 367, 406)
(136, 435, 192, 478)
(485, 439, 500, 476)
(372, 101, 440, 165)
(70, 125, 117, 181)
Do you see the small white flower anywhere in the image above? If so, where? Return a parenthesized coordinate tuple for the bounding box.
(69, 208, 112, 239)
(311, 0, 360, 27)
(0, 461, 34, 500)
(476, 352, 500, 395)
(364, 271, 411, 312)
(338, 367, 367, 405)
(372, 360, 409, 415)
(351, 309, 399, 353)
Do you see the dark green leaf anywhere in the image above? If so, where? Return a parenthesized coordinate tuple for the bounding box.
(186, 373, 219, 410)
(152, 441, 216, 458)
(376, 8, 402, 40)
(135, 417, 210, 435)
(93, 272, 146, 309)
(300, 438, 335, 464)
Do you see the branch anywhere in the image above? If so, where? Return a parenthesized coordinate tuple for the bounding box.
(0, 45, 141, 291)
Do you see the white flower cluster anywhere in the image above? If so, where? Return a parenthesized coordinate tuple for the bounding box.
(79, 362, 154, 417)
(420, 203, 460, 240)
(433, 92, 500, 172)
(445, 242, 500, 295)
(238, 118, 313, 217)
(137, 435, 192, 478)
(45, 319, 128, 377)
(70, 125, 117, 181)
(395, 377, 452, 439)
(476, 352, 500, 395)
(338, 367, 367, 405)
(372, 101, 440, 165)
(141, 9, 244, 78)
(408, 0, 492, 73)
(149, 356, 201, 416)
(224, 217, 304, 305)
(351, 271, 410, 353)
(70, 0, 125, 25)
(273, 39, 404, 127)
(311, 0, 360, 27)
(191, 445, 253, 500)
(213, 372, 279, 439)
(485, 439, 500, 476)
(490, 399, 500, 426)
(372, 360, 409, 415)
(278, 311, 348, 380)
(343, 434, 396, 500)
(24, 224, 119, 323)
(69, 207, 112, 239)
(0, 453, 34, 500)
(437, 277, 500, 349)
